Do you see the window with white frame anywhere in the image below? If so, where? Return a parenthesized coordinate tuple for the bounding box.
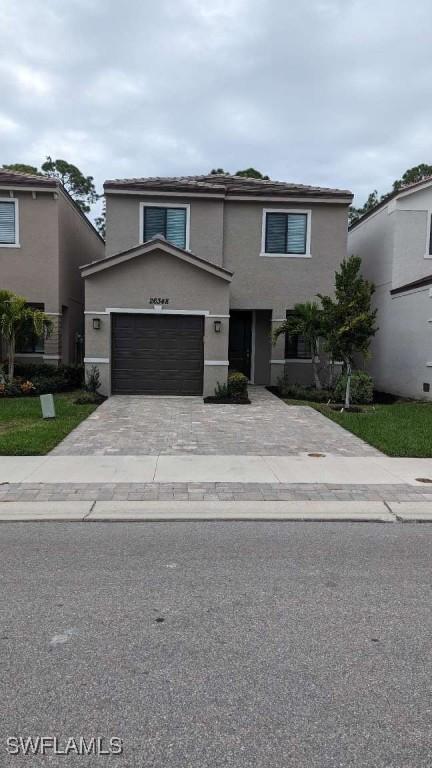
(0, 199, 18, 246)
(141, 204, 188, 249)
(262, 209, 310, 256)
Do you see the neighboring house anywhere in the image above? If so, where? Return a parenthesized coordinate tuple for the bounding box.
(82, 174, 352, 397)
(349, 177, 432, 401)
(0, 169, 104, 366)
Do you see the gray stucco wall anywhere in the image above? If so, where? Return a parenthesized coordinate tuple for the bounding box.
(348, 188, 432, 399)
(84, 248, 230, 396)
(366, 283, 432, 400)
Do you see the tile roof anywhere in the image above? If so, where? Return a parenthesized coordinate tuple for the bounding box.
(0, 168, 58, 188)
(104, 174, 352, 199)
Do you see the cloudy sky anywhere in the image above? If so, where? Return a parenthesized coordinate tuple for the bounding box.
(1, 0, 431, 215)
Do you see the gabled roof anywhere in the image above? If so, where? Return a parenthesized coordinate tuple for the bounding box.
(350, 175, 432, 230)
(0, 168, 57, 188)
(80, 235, 233, 281)
(104, 173, 352, 201)
(0, 168, 104, 243)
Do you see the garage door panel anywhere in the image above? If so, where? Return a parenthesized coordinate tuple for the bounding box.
(111, 314, 204, 395)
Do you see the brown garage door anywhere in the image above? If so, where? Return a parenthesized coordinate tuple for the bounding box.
(111, 314, 204, 395)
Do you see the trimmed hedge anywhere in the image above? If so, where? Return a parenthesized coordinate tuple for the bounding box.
(277, 377, 332, 403)
(0, 364, 84, 397)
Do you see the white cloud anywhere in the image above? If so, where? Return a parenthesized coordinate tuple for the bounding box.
(0, 113, 20, 134)
(0, 0, 431, 210)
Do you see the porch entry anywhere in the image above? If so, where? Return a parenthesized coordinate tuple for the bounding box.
(229, 310, 252, 379)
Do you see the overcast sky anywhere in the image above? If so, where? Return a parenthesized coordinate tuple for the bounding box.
(1, 0, 431, 215)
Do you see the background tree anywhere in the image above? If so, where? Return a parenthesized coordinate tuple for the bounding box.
(350, 162, 432, 226)
(392, 163, 432, 192)
(2, 163, 41, 176)
(94, 199, 106, 238)
(319, 256, 377, 408)
(349, 190, 380, 226)
(273, 301, 324, 389)
(0, 290, 52, 380)
(41, 157, 98, 213)
(209, 167, 270, 179)
(235, 167, 269, 179)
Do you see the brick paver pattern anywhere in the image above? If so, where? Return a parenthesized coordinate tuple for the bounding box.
(52, 387, 380, 457)
(1, 482, 432, 503)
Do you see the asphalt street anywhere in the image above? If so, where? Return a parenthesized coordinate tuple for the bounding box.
(1, 521, 432, 767)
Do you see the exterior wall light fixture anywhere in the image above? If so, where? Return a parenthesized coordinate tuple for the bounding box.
(214, 320, 222, 333)
(93, 318, 101, 330)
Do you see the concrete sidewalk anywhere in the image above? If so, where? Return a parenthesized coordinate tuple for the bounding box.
(1, 499, 432, 522)
(1, 454, 432, 485)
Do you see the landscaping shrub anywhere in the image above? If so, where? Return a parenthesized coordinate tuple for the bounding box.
(85, 365, 101, 394)
(277, 375, 332, 402)
(227, 371, 248, 400)
(214, 381, 229, 399)
(31, 375, 70, 394)
(334, 370, 374, 404)
(74, 392, 105, 405)
(13, 363, 84, 389)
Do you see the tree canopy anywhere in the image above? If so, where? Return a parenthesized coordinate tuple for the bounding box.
(318, 255, 377, 406)
(41, 157, 98, 213)
(350, 162, 432, 226)
(209, 167, 269, 179)
(2, 157, 99, 217)
(2, 163, 41, 176)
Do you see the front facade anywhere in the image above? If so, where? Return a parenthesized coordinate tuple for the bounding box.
(0, 169, 104, 366)
(83, 174, 352, 397)
(349, 178, 432, 400)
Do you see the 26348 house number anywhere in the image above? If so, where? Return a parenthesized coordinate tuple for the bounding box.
(149, 298, 170, 305)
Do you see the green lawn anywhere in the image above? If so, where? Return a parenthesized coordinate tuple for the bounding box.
(284, 399, 432, 457)
(0, 392, 99, 455)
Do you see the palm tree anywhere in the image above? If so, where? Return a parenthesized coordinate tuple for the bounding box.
(0, 290, 52, 380)
(273, 301, 324, 390)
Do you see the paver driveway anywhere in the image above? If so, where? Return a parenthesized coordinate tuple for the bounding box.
(52, 387, 379, 456)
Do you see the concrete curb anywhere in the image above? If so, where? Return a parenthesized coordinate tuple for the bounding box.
(0, 500, 399, 522)
(386, 501, 432, 521)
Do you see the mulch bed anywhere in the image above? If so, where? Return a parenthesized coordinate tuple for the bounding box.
(203, 396, 251, 405)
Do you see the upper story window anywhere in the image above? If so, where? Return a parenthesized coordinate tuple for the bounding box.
(0, 198, 19, 247)
(140, 203, 189, 250)
(262, 209, 311, 257)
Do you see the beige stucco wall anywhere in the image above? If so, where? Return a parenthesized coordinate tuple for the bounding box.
(84, 248, 230, 396)
(0, 190, 59, 311)
(105, 194, 225, 265)
(224, 201, 349, 314)
(58, 193, 104, 363)
(103, 192, 350, 389)
(0, 187, 103, 366)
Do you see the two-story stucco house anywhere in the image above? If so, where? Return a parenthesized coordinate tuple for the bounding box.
(349, 177, 432, 401)
(0, 168, 104, 366)
(81, 174, 352, 397)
